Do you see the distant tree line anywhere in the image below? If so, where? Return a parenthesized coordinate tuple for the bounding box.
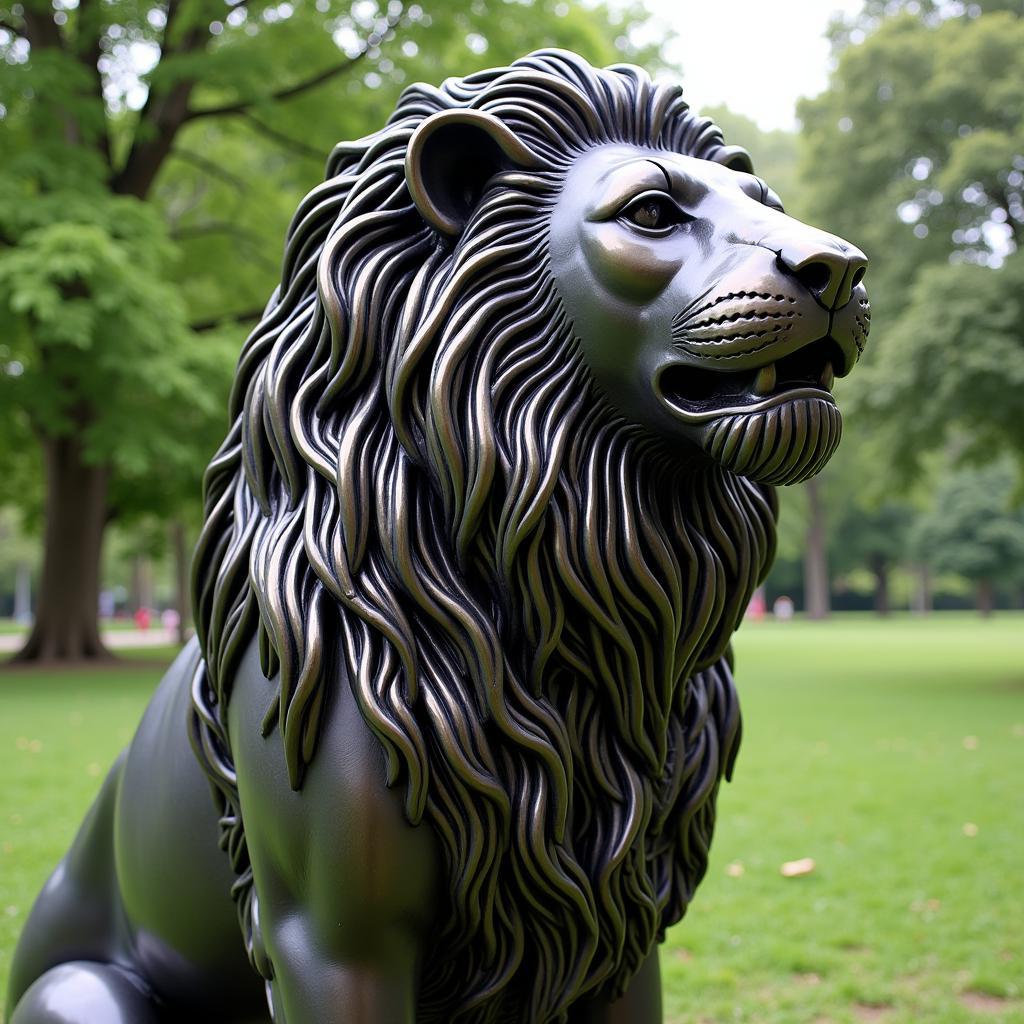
(2, 0, 1022, 659)
(767, 0, 1024, 618)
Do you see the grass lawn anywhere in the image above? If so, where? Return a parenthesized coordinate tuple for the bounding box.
(662, 614, 1024, 1024)
(1, 617, 1022, 1022)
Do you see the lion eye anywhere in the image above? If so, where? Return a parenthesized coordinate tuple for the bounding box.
(621, 193, 681, 232)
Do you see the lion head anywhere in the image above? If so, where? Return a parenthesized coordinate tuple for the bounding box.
(190, 50, 868, 1023)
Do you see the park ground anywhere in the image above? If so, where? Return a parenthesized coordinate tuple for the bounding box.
(1, 615, 1021, 1023)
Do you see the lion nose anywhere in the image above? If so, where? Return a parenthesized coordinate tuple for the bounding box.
(778, 239, 868, 311)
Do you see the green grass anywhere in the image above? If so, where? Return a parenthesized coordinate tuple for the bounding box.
(1, 620, 1022, 1022)
(0, 646, 180, 1010)
(662, 614, 1024, 1023)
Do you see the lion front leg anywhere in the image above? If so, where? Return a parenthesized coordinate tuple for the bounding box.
(568, 949, 662, 1024)
(226, 639, 441, 1023)
(257, 907, 421, 1024)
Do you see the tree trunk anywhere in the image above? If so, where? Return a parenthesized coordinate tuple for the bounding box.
(131, 554, 154, 614)
(976, 578, 995, 618)
(803, 477, 830, 620)
(171, 519, 191, 646)
(871, 554, 890, 617)
(12, 435, 112, 663)
(912, 565, 932, 615)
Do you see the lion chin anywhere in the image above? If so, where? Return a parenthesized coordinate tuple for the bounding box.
(703, 397, 843, 484)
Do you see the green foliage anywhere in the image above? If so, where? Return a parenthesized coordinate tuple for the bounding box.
(0, 191, 238, 517)
(831, 500, 913, 578)
(796, 0, 1024, 577)
(911, 462, 1024, 583)
(862, 251, 1024, 473)
(800, 7, 1024, 312)
(0, 0, 668, 524)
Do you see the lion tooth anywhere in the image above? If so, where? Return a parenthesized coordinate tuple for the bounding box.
(820, 361, 834, 391)
(753, 363, 776, 396)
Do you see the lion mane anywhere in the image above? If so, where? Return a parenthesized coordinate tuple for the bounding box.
(190, 50, 777, 1024)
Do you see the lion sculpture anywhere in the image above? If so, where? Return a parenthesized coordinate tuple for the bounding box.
(8, 50, 869, 1024)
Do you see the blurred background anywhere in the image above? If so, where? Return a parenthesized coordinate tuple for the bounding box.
(0, 1, 1021, 1022)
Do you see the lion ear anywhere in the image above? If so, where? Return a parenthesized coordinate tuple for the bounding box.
(713, 145, 755, 175)
(406, 109, 541, 237)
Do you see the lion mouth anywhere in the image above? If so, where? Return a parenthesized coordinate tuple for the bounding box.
(657, 337, 844, 420)
(656, 337, 845, 485)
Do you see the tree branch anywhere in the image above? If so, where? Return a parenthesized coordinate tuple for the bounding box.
(20, 8, 64, 50)
(171, 221, 278, 272)
(160, 0, 186, 53)
(185, 8, 404, 121)
(112, 13, 209, 199)
(190, 308, 265, 332)
(186, 54, 364, 120)
(74, 0, 113, 172)
(170, 147, 250, 191)
(237, 111, 326, 160)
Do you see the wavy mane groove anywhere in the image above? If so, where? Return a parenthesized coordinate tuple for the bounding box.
(190, 50, 777, 1023)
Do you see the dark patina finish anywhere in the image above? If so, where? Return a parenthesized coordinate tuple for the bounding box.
(8, 51, 869, 1024)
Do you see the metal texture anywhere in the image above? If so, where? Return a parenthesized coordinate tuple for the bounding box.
(8, 50, 869, 1024)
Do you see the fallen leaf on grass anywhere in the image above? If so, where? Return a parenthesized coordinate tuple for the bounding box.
(780, 857, 816, 877)
(726, 861, 745, 877)
(793, 972, 822, 987)
(962, 822, 979, 837)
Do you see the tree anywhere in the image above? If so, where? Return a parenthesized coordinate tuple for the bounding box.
(911, 462, 1024, 614)
(799, 3, 1024, 405)
(860, 249, 1024, 476)
(830, 499, 913, 615)
(802, 477, 831, 619)
(801, 5, 1024, 313)
(794, 2, 1024, 608)
(0, 0, 665, 663)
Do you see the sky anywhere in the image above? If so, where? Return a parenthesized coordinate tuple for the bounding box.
(645, 0, 866, 132)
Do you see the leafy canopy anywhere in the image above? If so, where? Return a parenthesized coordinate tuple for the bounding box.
(0, 0, 667, 523)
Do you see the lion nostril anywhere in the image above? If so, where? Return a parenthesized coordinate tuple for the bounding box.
(795, 260, 834, 297)
(776, 239, 867, 310)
